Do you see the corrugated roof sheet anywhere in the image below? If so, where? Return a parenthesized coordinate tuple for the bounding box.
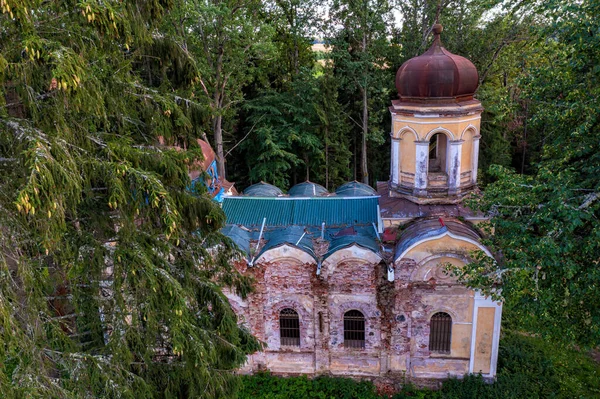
(288, 181, 329, 197)
(222, 196, 379, 227)
(221, 225, 253, 255)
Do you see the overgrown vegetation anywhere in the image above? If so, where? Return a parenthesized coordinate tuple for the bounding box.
(239, 332, 600, 399)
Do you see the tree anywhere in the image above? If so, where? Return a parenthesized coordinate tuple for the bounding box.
(455, 0, 600, 347)
(178, 0, 274, 180)
(264, 0, 320, 83)
(327, 0, 393, 185)
(0, 0, 257, 397)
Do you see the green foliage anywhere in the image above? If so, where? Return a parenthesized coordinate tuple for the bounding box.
(0, 0, 258, 397)
(456, 0, 600, 346)
(238, 67, 351, 190)
(326, 0, 395, 184)
(239, 372, 380, 399)
(241, 332, 600, 399)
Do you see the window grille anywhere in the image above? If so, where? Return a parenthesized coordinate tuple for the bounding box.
(279, 308, 300, 346)
(344, 310, 365, 349)
(429, 312, 452, 353)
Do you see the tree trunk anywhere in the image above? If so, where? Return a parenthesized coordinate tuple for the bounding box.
(214, 114, 226, 180)
(361, 30, 369, 185)
(361, 85, 368, 185)
(325, 126, 329, 190)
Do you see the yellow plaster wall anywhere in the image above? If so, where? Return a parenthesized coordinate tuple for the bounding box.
(399, 132, 416, 174)
(415, 256, 465, 282)
(473, 307, 495, 374)
(461, 130, 474, 176)
(421, 292, 473, 358)
(393, 114, 481, 142)
(451, 324, 473, 358)
(402, 235, 483, 266)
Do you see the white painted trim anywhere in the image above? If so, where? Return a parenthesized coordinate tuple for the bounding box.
(414, 141, 429, 190)
(394, 230, 493, 262)
(489, 302, 503, 376)
(424, 126, 456, 141)
(392, 139, 400, 184)
(394, 126, 418, 140)
(468, 292, 502, 377)
(255, 244, 317, 265)
(459, 124, 478, 140)
(448, 140, 462, 190)
(468, 298, 478, 374)
(394, 115, 482, 125)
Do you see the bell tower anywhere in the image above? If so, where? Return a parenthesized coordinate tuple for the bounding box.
(389, 24, 483, 204)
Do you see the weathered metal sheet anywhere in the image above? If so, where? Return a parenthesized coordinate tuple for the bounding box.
(395, 25, 479, 101)
(222, 197, 380, 227)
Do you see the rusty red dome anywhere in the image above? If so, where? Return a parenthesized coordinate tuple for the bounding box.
(396, 24, 478, 102)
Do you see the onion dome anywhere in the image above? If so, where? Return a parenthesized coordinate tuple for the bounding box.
(335, 181, 377, 197)
(395, 24, 479, 102)
(288, 181, 328, 197)
(243, 182, 283, 197)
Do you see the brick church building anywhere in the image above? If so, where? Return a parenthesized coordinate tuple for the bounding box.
(215, 24, 502, 383)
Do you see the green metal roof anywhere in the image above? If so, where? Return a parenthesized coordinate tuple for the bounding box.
(222, 196, 379, 227)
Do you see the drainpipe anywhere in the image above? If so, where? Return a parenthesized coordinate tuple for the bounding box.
(249, 217, 266, 267)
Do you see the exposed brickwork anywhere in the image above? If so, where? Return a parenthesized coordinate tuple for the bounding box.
(223, 239, 500, 385)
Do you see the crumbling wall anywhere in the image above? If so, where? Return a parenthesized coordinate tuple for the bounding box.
(223, 242, 486, 384)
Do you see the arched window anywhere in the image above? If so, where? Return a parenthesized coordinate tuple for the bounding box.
(344, 310, 365, 348)
(279, 308, 300, 346)
(429, 312, 452, 353)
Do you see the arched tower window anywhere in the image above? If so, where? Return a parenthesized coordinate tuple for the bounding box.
(344, 310, 365, 348)
(429, 312, 452, 353)
(428, 133, 448, 173)
(279, 308, 300, 346)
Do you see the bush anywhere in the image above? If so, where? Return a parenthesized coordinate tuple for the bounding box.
(239, 372, 380, 399)
(240, 332, 600, 399)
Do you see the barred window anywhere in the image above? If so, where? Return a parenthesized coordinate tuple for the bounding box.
(429, 312, 452, 353)
(279, 308, 300, 347)
(344, 310, 365, 349)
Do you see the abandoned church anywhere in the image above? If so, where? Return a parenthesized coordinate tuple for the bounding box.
(200, 24, 502, 383)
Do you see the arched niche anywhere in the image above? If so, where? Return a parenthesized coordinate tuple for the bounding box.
(256, 245, 316, 292)
(256, 245, 316, 266)
(395, 232, 492, 268)
(399, 130, 417, 187)
(460, 127, 477, 186)
(321, 244, 381, 281)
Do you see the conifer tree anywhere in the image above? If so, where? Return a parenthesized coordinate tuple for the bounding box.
(0, 1, 257, 397)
